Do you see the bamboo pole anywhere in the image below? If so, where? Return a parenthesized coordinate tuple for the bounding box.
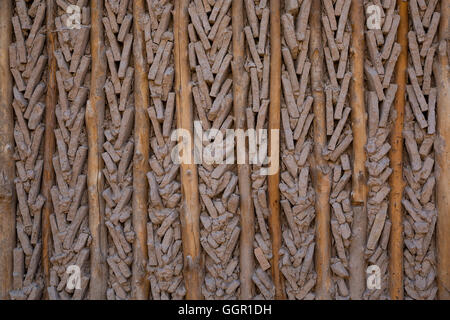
(42, 0, 57, 296)
(232, 0, 254, 300)
(349, 0, 368, 300)
(309, 0, 332, 300)
(388, 0, 408, 300)
(0, 0, 14, 300)
(436, 0, 450, 300)
(87, 0, 107, 299)
(131, 0, 150, 300)
(268, 0, 284, 300)
(174, 0, 202, 300)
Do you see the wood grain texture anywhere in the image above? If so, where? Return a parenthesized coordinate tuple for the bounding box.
(232, 0, 255, 300)
(268, 0, 284, 300)
(389, 0, 408, 300)
(132, 0, 150, 300)
(349, 0, 367, 300)
(88, 0, 107, 300)
(0, 0, 14, 300)
(309, 0, 332, 300)
(42, 0, 57, 297)
(174, 0, 202, 300)
(437, 0, 450, 301)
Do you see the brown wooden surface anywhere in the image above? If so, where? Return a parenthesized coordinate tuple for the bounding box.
(132, 0, 150, 300)
(87, 0, 107, 300)
(1, 0, 449, 301)
(310, 0, 332, 300)
(268, 0, 284, 300)
(174, 0, 202, 300)
(389, 0, 408, 300)
(0, 0, 14, 300)
(348, 0, 368, 300)
(42, 0, 57, 297)
(232, 0, 255, 300)
(436, 0, 450, 300)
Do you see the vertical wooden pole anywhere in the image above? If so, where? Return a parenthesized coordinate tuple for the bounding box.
(268, 0, 284, 300)
(389, 0, 408, 301)
(132, 0, 150, 300)
(42, 0, 57, 296)
(349, 0, 368, 300)
(232, 0, 255, 300)
(0, 0, 14, 300)
(436, 0, 450, 300)
(310, 0, 332, 300)
(88, 0, 107, 299)
(174, 0, 202, 300)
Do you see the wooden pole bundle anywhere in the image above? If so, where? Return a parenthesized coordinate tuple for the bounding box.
(268, 0, 284, 300)
(348, 0, 367, 300)
(389, 0, 408, 300)
(0, 0, 14, 300)
(232, 0, 255, 300)
(41, 0, 57, 297)
(436, 0, 450, 300)
(88, 0, 107, 299)
(132, 0, 150, 300)
(309, 0, 332, 300)
(174, 0, 202, 300)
